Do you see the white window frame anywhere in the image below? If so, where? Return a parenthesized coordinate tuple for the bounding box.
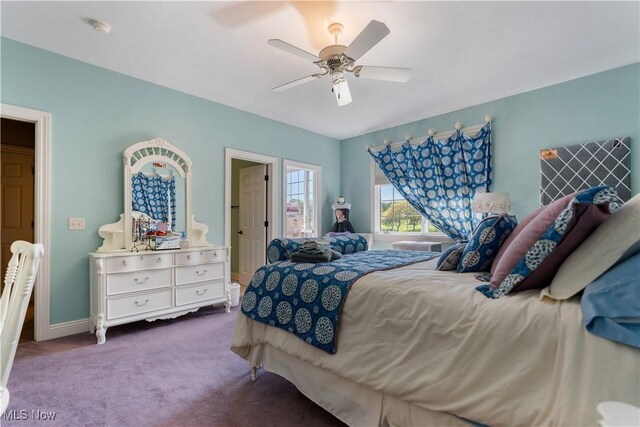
(370, 160, 452, 243)
(282, 159, 322, 238)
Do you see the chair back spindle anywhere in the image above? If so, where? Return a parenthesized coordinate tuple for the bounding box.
(0, 241, 44, 415)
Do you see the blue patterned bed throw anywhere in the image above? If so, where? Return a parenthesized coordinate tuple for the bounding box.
(241, 250, 438, 353)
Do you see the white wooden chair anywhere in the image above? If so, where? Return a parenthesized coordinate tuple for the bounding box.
(0, 241, 44, 415)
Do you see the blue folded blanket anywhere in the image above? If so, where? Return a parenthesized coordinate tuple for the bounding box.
(581, 251, 640, 348)
(290, 249, 342, 263)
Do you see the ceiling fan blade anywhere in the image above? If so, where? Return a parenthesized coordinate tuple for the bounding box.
(343, 20, 390, 61)
(273, 74, 323, 92)
(267, 39, 319, 62)
(333, 78, 352, 106)
(354, 66, 412, 82)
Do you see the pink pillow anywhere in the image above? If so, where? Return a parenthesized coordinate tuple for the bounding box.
(483, 186, 616, 298)
(490, 194, 575, 289)
(490, 204, 545, 277)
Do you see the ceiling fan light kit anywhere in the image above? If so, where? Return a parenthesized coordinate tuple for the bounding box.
(332, 72, 352, 106)
(268, 20, 412, 106)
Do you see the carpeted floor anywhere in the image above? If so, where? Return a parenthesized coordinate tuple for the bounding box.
(3, 305, 346, 427)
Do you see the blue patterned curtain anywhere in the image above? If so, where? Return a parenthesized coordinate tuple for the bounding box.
(369, 124, 492, 241)
(131, 173, 176, 229)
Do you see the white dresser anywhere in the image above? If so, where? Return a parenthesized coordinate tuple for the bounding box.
(89, 247, 230, 344)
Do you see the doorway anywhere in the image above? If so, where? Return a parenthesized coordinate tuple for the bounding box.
(225, 149, 278, 295)
(1, 118, 36, 341)
(232, 160, 266, 288)
(282, 160, 321, 238)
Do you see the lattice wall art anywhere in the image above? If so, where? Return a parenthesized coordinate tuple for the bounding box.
(540, 137, 631, 206)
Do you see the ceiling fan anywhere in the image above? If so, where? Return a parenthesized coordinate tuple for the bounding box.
(268, 20, 412, 106)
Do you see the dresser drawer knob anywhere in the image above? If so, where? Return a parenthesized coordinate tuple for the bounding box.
(134, 299, 149, 307)
(200, 251, 204, 255)
(156, 257, 162, 263)
(196, 289, 208, 296)
(186, 255, 191, 260)
(195, 270, 208, 276)
(134, 277, 150, 284)
(121, 260, 128, 266)
(139, 256, 144, 261)
(213, 251, 218, 257)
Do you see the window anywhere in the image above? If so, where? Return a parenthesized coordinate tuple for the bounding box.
(374, 184, 442, 234)
(283, 160, 321, 238)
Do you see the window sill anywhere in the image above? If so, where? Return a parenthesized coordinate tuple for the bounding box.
(372, 233, 454, 244)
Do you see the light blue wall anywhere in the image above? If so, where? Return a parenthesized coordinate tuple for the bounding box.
(3, 35, 638, 326)
(341, 63, 640, 231)
(1, 38, 341, 324)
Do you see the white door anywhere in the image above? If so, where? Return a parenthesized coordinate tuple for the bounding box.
(1, 146, 35, 294)
(239, 165, 267, 285)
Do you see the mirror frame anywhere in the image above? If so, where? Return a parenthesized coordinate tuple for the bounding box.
(97, 137, 211, 252)
(124, 138, 192, 250)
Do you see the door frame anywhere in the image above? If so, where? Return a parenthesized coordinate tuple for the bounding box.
(282, 159, 322, 238)
(224, 148, 278, 284)
(1, 103, 51, 341)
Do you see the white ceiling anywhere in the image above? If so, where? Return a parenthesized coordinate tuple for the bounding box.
(2, 1, 639, 140)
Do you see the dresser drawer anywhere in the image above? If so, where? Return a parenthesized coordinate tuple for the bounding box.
(176, 263, 224, 285)
(176, 280, 225, 306)
(107, 289, 172, 320)
(106, 268, 171, 296)
(106, 253, 172, 273)
(175, 249, 225, 266)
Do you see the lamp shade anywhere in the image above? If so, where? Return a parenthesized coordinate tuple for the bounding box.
(472, 192, 511, 214)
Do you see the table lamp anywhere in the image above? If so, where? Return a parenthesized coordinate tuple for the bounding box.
(472, 192, 511, 214)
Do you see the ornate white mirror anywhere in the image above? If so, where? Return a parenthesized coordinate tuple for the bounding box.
(97, 138, 210, 251)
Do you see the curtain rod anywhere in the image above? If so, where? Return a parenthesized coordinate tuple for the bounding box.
(367, 114, 493, 153)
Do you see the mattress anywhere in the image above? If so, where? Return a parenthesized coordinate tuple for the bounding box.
(231, 258, 640, 426)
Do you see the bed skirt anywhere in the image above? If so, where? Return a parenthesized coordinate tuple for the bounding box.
(244, 343, 473, 427)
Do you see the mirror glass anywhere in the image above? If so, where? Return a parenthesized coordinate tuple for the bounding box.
(131, 162, 186, 235)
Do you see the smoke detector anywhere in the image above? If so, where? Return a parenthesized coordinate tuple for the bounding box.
(89, 19, 111, 35)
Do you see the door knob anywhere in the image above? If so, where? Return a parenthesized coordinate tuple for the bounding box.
(237, 230, 243, 235)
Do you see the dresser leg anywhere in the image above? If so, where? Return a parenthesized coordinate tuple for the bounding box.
(96, 315, 107, 345)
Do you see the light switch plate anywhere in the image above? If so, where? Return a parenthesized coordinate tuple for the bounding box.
(69, 217, 85, 230)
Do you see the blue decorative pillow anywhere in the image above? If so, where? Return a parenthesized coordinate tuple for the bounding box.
(436, 243, 466, 271)
(581, 252, 640, 348)
(479, 185, 618, 298)
(457, 214, 517, 273)
(267, 234, 369, 263)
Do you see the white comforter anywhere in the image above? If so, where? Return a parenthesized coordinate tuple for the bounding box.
(231, 258, 640, 426)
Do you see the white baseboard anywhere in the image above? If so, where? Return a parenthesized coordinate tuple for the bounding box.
(39, 318, 90, 341)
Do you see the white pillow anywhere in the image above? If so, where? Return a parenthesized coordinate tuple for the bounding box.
(540, 194, 640, 300)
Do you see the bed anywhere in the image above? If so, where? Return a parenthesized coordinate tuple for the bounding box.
(231, 252, 639, 426)
(231, 255, 640, 426)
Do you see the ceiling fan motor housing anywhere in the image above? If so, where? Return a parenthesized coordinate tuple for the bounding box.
(319, 44, 349, 71)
